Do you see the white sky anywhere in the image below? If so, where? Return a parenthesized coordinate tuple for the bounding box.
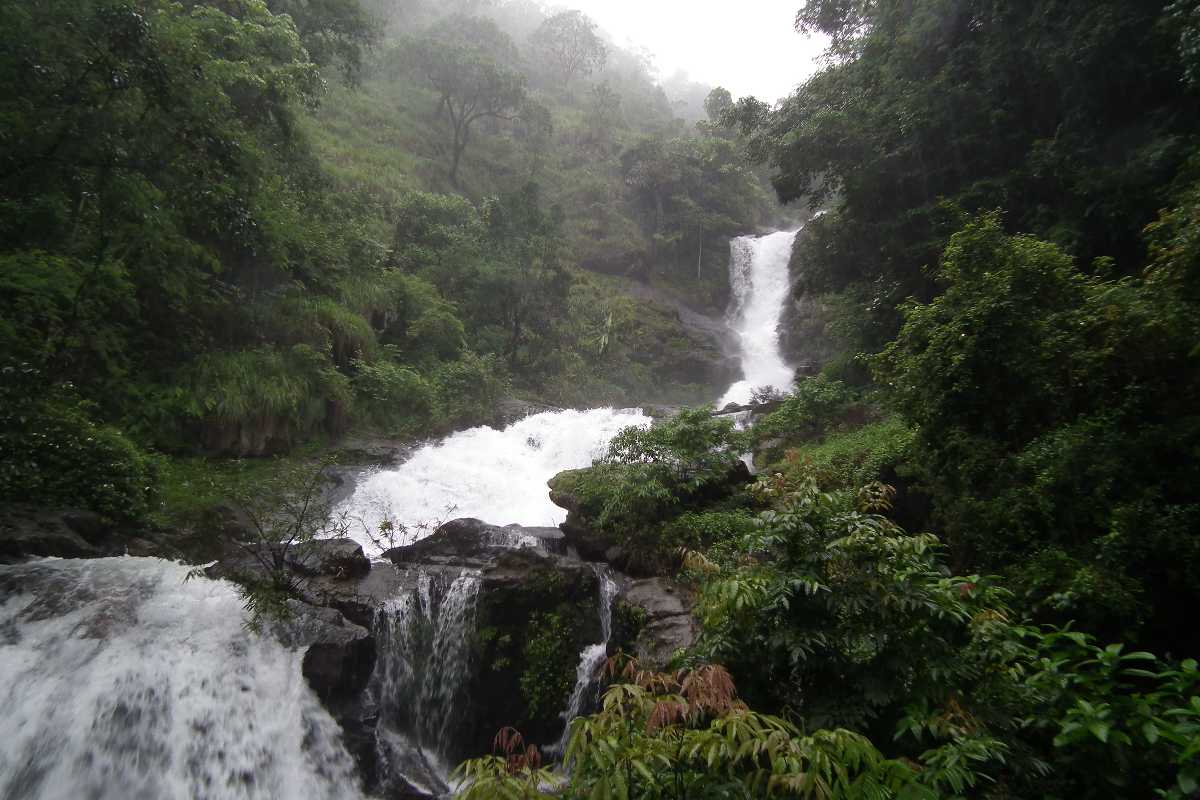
(560, 1, 829, 103)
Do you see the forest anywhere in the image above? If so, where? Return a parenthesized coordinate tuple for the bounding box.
(1, 0, 1198, 799)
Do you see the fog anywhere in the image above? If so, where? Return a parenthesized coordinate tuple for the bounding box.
(560, 0, 828, 103)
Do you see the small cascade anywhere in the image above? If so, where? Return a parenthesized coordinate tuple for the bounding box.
(719, 229, 801, 407)
(337, 408, 651, 555)
(554, 568, 619, 756)
(368, 568, 482, 795)
(0, 557, 364, 800)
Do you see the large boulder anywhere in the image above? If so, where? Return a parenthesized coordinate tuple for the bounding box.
(382, 518, 565, 566)
(548, 462, 752, 574)
(0, 507, 108, 562)
(272, 601, 376, 703)
(287, 538, 372, 579)
(546, 470, 620, 563)
(617, 578, 698, 670)
(493, 397, 563, 427)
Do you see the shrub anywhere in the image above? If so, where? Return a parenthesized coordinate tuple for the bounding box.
(519, 610, 580, 722)
(351, 356, 435, 433)
(562, 408, 749, 563)
(781, 416, 916, 490)
(0, 364, 157, 523)
(430, 351, 508, 429)
(660, 509, 757, 551)
(174, 345, 351, 454)
(751, 375, 857, 447)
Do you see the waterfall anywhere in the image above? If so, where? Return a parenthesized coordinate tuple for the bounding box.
(554, 568, 619, 756)
(368, 568, 482, 795)
(719, 229, 801, 407)
(0, 557, 364, 800)
(337, 407, 650, 555)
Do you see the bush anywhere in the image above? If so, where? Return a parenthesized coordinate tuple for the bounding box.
(0, 364, 157, 523)
(782, 416, 916, 491)
(430, 351, 508, 430)
(519, 610, 580, 722)
(660, 509, 757, 551)
(750, 375, 857, 447)
(560, 408, 749, 565)
(351, 356, 435, 434)
(173, 345, 352, 455)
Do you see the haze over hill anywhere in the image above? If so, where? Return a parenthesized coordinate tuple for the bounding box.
(566, 0, 829, 102)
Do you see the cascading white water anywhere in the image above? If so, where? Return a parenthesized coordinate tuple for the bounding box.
(368, 569, 482, 795)
(554, 568, 619, 756)
(337, 408, 650, 555)
(0, 557, 364, 800)
(719, 229, 801, 407)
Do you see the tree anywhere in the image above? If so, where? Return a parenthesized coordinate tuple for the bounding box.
(529, 9, 607, 89)
(738, 0, 1197, 350)
(405, 15, 526, 186)
(703, 86, 733, 122)
(266, 0, 381, 83)
(477, 182, 570, 371)
(874, 214, 1200, 651)
(584, 81, 622, 149)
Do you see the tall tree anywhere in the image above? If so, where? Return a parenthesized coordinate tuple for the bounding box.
(406, 15, 526, 186)
(529, 9, 607, 89)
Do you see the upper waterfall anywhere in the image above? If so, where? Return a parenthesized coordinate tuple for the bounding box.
(718, 229, 801, 407)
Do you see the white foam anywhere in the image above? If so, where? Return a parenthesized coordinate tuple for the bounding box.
(337, 407, 650, 554)
(0, 557, 364, 800)
(719, 229, 801, 407)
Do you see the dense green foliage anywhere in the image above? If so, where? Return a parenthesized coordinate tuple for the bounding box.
(724, 0, 1200, 656)
(519, 610, 580, 722)
(0, 0, 777, 522)
(875, 214, 1200, 646)
(500, 446, 1200, 797)
(550, 408, 750, 567)
(0, 366, 157, 524)
(733, 0, 1198, 349)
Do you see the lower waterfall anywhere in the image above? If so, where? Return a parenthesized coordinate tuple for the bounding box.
(368, 569, 482, 796)
(0, 233, 810, 798)
(554, 567, 618, 756)
(0, 557, 364, 800)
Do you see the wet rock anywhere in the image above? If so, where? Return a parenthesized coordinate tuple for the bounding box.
(618, 578, 698, 670)
(493, 397, 563, 427)
(0, 507, 107, 562)
(641, 404, 685, 422)
(308, 563, 409, 630)
(331, 436, 412, 467)
(207, 538, 370, 584)
(273, 601, 375, 703)
(467, 547, 604, 755)
(288, 538, 371, 580)
(381, 517, 551, 567)
(60, 510, 107, 544)
(546, 470, 619, 563)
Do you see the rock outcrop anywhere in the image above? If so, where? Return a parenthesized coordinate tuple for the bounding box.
(0, 506, 190, 563)
(617, 578, 698, 670)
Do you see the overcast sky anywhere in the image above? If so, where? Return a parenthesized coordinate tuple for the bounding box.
(560, 1, 829, 103)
